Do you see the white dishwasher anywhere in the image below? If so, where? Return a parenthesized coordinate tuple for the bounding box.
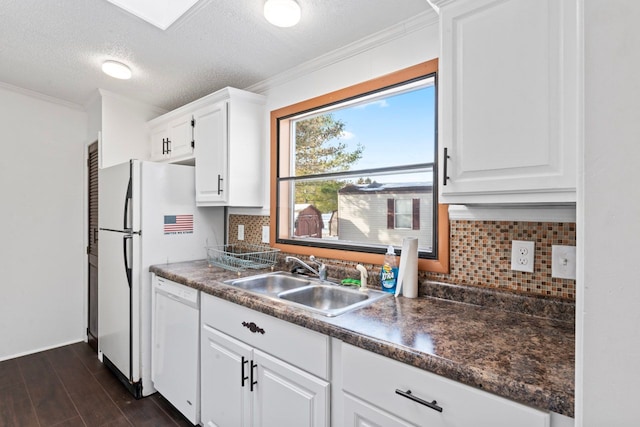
(152, 275, 200, 425)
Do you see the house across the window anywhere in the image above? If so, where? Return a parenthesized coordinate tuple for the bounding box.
(336, 182, 432, 250)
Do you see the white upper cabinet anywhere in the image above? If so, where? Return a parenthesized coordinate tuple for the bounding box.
(167, 114, 195, 159)
(147, 87, 265, 207)
(193, 102, 227, 205)
(436, 0, 579, 203)
(194, 88, 265, 207)
(149, 113, 194, 163)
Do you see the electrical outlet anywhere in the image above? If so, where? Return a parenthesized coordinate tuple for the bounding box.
(511, 240, 535, 273)
(262, 226, 270, 244)
(237, 224, 244, 241)
(552, 245, 576, 280)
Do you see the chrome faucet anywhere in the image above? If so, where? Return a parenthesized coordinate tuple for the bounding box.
(285, 255, 328, 281)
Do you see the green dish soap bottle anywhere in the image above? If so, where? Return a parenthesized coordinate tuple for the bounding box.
(380, 245, 398, 293)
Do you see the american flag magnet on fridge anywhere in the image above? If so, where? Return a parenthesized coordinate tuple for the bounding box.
(164, 215, 194, 235)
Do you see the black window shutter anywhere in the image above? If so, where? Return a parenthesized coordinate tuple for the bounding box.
(387, 199, 395, 229)
(412, 198, 420, 230)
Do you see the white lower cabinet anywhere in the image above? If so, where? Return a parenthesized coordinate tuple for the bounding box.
(197, 293, 566, 427)
(340, 343, 550, 427)
(200, 294, 330, 427)
(201, 326, 252, 427)
(252, 348, 329, 427)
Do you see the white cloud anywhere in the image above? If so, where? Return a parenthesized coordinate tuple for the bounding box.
(339, 130, 355, 140)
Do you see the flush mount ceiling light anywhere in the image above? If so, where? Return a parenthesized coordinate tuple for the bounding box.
(264, 0, 301, 27)
(102, 60, 132, 80)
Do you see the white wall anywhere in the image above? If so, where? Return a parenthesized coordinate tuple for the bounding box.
(233, 12, 439, 216)
(0, 85, 88, 360)
(99, 89, 165, 168)
(577, 1, 640, 425)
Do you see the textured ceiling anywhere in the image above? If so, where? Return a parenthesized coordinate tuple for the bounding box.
(0, 0, 431, 111)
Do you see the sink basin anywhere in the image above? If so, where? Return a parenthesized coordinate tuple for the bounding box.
(225, 272, 390, 317)
(279, 284, 389, 317)
(225, 272, 310, 294)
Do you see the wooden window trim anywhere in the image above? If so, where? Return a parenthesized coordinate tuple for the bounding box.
(269, 59, 449, 273)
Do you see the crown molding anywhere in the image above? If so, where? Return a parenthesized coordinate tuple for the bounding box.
(0, 81, 85, 111)
(245, 10, 439, 95)
(448, 205, 577, 223)
(425, 0, 459, 13)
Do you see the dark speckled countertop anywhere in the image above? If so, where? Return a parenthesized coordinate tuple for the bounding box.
(150, 260, 575, 417)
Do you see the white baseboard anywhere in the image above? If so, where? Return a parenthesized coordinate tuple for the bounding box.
(0, 338, 86, 362)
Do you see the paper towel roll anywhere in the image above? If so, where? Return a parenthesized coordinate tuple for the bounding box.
(400, 237, 419, 298)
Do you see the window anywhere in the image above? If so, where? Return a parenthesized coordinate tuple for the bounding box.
(390, 199, 419, 230)
(270, 59, 449, 273)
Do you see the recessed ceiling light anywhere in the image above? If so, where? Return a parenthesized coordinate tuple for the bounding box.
(102, 60, 132, 80)
(264, 0, 301, 28)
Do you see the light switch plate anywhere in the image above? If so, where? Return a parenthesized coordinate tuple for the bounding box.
(552, 245, 577, 280)
(262, 226, 270, 244)
(237, 224, 244, 241)
(511, 240, 535, 273)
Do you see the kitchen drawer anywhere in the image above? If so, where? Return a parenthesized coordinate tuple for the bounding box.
(201, 293, 329, 380)
(341, 343, 549, 427)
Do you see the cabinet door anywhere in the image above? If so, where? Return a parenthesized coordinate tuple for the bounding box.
(343, 393, 417, 427)
(168, 114, 194, 160)
(438, 0, 578, 203)
(201, 325, 252, 427)
(194, 102, 228, 205)
(150, 125, 168, 161)
(252, 349, 329, 427)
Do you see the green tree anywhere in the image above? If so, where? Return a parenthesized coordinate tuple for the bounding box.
(294, 114, 363, 212)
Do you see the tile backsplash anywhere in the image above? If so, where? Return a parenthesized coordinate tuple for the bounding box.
(425, 220, 576, 300)
(228, 214, 576, 301)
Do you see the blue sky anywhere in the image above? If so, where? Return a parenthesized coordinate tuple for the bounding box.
(331, 85, 436, 173)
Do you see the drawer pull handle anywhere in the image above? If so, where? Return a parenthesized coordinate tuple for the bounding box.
(395, 389, 443, 413)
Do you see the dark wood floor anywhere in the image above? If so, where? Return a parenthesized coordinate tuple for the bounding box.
(0, 342, 193, 427)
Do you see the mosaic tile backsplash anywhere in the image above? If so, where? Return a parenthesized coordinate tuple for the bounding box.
(228, 214, 576, 301)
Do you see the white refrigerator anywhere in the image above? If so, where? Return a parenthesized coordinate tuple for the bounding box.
(98, 160, 223, 398)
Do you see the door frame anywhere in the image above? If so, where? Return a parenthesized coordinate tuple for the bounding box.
(86, 140, 99, 351)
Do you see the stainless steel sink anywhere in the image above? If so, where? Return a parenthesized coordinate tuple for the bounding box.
(226, 272, 310, 294)
(279, 284, 389, 317)
(224, 272, 390, 317)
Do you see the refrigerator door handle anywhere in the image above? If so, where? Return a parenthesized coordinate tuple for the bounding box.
(123, 175, 132, 231)
(123, 234, 133, 287)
